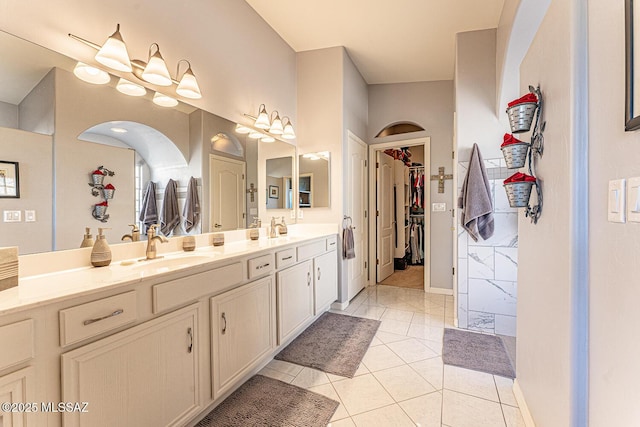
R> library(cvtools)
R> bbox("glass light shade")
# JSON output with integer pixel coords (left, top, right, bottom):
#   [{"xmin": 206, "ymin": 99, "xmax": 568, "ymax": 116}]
[
  {"xmin": 176, "ymin": 67, "xmax": 202, "ymax": 99},
  {"xmin": 235, "ymin": 124, "xmax": 251, "ymax": 134},
  {"xmin": 248, "ymin": 131, "xmax": 264, "ymax": 139},
  {"xmin": 254, "ymin": 105, "xmax": 270, "ymax": 129},
  {"xmin": 116, "ymin": 78, "xmax": 146, "ymax": 96},
  {"xmin": 261, "ymin": 136, "xmax": 275, "ymax": 143},
  {"xmin": 269, "ymin": 112, "xmax": 284, "ymax": 135},
  {"xmin": 73, "ymin": 62, "xmax": 110, "ymax": 84},
  {"xmin": 95, "ymin": 25, "xmax": 132, "ymax": 72},
  {"xmin": 282, "ymin": 118, "xmax": 296, "ymax": 139},
  {"xmin": 142, "ymin": 46, "xmax": 172, "ymax": 86},
  {"xmin": 153, "ymin": 92, "xmax": 178, "ymax": 107}
]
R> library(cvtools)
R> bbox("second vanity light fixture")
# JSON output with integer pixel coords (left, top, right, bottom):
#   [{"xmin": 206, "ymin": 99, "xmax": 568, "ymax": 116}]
[
  {"xmin": 69, "ymin": 24, "xmax": 202, "ymax": 107},
  {"xmin": 238, "ymin": 104, "xmax": 296, "ymax": 143}
]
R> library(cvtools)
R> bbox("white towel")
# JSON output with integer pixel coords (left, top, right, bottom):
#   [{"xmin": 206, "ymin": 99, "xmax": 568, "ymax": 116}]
[
  {"xmin": 139, "ymin": 181, "xmax": 158, "ymax": 234},
  {"xmin": 183, "ymin": 177, "xmax": 200, "ymax": 233},
  {"xmin": 458, "ymin": 144, "xmax": 494, "ymax": 241},
  {"xmin": 160, "ymin": 179, "xmax": 180, "ymax": 236}
]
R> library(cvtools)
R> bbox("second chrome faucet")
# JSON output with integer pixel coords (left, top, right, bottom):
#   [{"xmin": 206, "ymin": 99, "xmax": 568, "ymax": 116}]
[{"xmin": 144, "ymin": 224, "xmax": 168, "ymax": 260}]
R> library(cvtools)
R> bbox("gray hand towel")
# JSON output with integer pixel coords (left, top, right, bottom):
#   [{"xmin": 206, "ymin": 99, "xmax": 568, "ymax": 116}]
[
  {"xmin": 458, "ymin": 143, "xmax": 494, "ymax": 241},
  {"xmin": 343, "ymin": 226, "xmax": 356, "ymax": 259},
  {"xmin": 139, "ymin": 181, "xmax": 158, "ymax": 235},
  {"xmin": 183, "ymin": 176, "xmax": 200, "ymax": 233},
  {"xmin": 161, "ymin": 179, "xmax": 180, "ymax": 236}
]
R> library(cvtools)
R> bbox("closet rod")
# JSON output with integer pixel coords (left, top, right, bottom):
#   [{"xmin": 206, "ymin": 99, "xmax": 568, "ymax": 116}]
[{"xmin": 408, "ymin": 166, "xmax": 425, "ymax": 170}]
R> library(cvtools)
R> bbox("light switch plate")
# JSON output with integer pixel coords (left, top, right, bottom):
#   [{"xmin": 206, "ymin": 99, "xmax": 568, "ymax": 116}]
[
  {"xmin": 627, "ymin": 177, "xmax": 640, "ymax": 223},
  {"xmin": 608, "ymin": 179, "xmax": 626, "ymax": 223},
  {"xmin": 25, "ymin": 210, "xmax": 36, "ymax": 222},
  {"xmin": 3, "ymin": 210, "xmax": 21, "ymax": 222},
  {"xmin": 297, "ymin": 209, "xmax": 303, "ymax": 219},
  {"xmin": 432, "ymin": 202, "xmax": 446, "ymax": 212},
  {"xmin": 290, "ymin": 210, "xmax": 296, "ymax": 219}
]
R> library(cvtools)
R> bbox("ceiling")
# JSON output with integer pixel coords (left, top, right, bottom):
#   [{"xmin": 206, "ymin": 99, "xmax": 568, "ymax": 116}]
[{"xmin": 246, "ymin": 0, "xmax": 505, "ymax": 84}]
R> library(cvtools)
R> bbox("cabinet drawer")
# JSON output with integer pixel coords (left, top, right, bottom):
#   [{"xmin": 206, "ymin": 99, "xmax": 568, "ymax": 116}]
[
  {"xmin": 248, "ymin": 254, "xmax": 274, "ymax": 280},
  {"xmin": 60, "ymin": 292, "xmax": 137, "ymax": 347},
  {"xmin": 297, "ymin": 240, "xmax": 325, "ymax": 261},
  {"xmin": 153, "ymin": 262, "xmax": 244, "ymax": 313},
  {"xmin": 326, "ymin": 235, "xmax": 338, "ymax": 251},
  {"xmin": 276, "ymin": 248, "xmax": 296, "ymax": 269},
  {"xmin": 0, "ymin": 320, "xmax": 34, "ymax": 370}
]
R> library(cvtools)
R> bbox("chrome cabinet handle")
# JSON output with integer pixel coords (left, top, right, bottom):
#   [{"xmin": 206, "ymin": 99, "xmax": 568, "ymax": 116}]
[
  {"xmin": 317, "ymin": 267, "xmax": 321, "ymax": 281},
  {"xmin": 222, "ymin": 312, "xmax": 227, "ymax": 334},
  {"xmin": 83, "ymin": 309, "xmax": 124, "ymax": 326},
  {"xmin": 307, "ymin": 272, "xmax": 311, "ymax": 286},
  {"xmin": 187, "ymin": 327, "xmax": 193, "ymax": 353}
]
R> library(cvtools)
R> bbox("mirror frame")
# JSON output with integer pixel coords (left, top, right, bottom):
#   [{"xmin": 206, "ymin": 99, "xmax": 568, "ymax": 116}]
[{"xmin": 625, "ymin": 0, "xmax": 640, "ymax": 130}]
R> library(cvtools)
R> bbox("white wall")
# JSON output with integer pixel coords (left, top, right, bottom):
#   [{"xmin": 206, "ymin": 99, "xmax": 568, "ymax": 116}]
[
  {"xmin": 588, "ymin": 0, "xmax": 640, "ymax": 425},
  {"xmin": 368, "ymin": 81, "xmax": 454, "ymax": 290},
  {"xmin": 0, "ymin": 127, "xmax": 53, "ymax": 254},
  {"xmin": 0, "ymin": 101, "xmax": 17, "ymax": 128},
  {"xmin": 0, "ymin": 0, "xmax": 297, "ymax": 127},
  {"xmin": 516, "ymin": 1, "xmax": 575, "ymax": 425},
  {"xmin": 455, "ymin": 30, "xmax": 503, "ymax": 161}
]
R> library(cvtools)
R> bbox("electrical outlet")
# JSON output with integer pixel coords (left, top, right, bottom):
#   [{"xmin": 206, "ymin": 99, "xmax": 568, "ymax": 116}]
[
  {"xmin": 25, "ymin": 210, "xmax": 36, "ymax": 222},
  {"xmin": 290, "ymin": 210, "xmax": 296, "ymax": 219},
  {"xmin": 297, "ymin": 209, "xmax": 304, "ymax": 219}
]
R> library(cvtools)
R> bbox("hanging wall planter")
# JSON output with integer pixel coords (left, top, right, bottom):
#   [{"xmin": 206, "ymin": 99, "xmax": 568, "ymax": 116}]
[
  {"xmin": 501, "ymin": 134, "xmax": 530, "ymax": 169},
  {"xmin": 88, "ymin": 166, "xmax": 115, "ymax": 222}
]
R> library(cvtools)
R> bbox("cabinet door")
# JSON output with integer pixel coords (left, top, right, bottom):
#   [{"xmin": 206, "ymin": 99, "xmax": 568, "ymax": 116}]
[
  {"xmin": 0, "ymin": 367, "xmax": 34, "ymax": 427},
  {"xmin": 314, "ymin": 251, "xmax": 338, "ymax": 314},
  {"xmin": 277, "ymin": 260, "xmax": 314, "ymax": 344},
  {"xmin": 210, "ymin": 276, "xmax": 275, "ymax": 398},
  {"xmin": 61, "ymin": 305, "xmax": 200, "ymax": 427}
]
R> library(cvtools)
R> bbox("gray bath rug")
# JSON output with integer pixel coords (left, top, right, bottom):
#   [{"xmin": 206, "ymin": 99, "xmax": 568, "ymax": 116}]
[
  {"xmin": 275, "ymin": 312, "xmax": 381, "ymax": 378},
  {"xmin": 443, "ymin": 328, "xmax": 515, "ymax": 378},
  {"xmin": 195, "ymin": 375, "xmax": 338, "ymax": 427}
]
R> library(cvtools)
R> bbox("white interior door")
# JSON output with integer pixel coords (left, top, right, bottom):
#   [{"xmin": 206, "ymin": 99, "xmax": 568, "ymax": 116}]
[
  {"xmin": 347, "ymin": 133, "xmax": 368, "ymax": 300},
  {"xmin": 377, "ymin": 151, "xmax": 395, "ymax": 282},
  {"xmin": 210, "ymin": 155, "xmax": 245, "ymax": 231}
]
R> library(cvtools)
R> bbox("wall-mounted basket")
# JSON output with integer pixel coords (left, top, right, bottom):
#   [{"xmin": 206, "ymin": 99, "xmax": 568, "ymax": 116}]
[
  {"xmin": 501, "ymin": 142, "xmax": 530, "ymax": 169},
  {"xmin": 504, "ymin": 181, "xmax": 535, "ymax": 208},
  {"xmin": 88, "ymin": 166, "xmax": 115, "ymax": 223},
  {"xmin": 507, "ymin": 102, "xmax": 538, "ymax": 133}
]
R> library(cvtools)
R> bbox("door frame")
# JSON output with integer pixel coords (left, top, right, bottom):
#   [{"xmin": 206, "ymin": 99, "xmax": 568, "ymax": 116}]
[
  {"xmin": 209, "ymin": 154, "xmax": 246, "ymax": 231},
  {"xmin": 368, "ymin": 137, "xmax": 431, "ymax": 292}
]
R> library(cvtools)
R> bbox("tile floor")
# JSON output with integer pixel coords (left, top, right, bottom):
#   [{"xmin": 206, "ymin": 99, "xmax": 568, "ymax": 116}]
[{"xmin": 259, "ymin": 285, "xmax": 525, "ymax": 427}]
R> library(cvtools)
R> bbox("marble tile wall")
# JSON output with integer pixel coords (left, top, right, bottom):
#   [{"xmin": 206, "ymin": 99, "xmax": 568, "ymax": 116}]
[{"xmin": 457, "ymin": 158, "xmax": 518, "ymax": 336}]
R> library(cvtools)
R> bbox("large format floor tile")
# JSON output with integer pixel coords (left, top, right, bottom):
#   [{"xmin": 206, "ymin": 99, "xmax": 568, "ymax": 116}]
[
  {"xmin": 332, "ymin": 374, "xmax": 395, "ymax": 415},
  {"xmin": 351, "ymin": 404, "xmax": 415, "ymax": 427},
  {"xmin": 442, "ymin": 389, "xmax": 506, "ymax": 427},
  {"xmin": 372, "ymin": 364, "xmax": 436, "ymax": 401}
]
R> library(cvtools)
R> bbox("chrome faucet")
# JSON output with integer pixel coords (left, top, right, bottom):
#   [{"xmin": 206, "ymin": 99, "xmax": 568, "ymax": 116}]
[
  {"xmin": 145, "ymin": 224, "xmax": 168, "ymax": 260},
  {"xmin": 249, "ymin": 217, "xmax": 262, "ymax": 228},
  {"xmin": 269, "ymin": 216, "xmax": 287, "ymax": 238},
  {"xmin": 121, "ymin": 224, "xmax": 140, "ymax": 242}
]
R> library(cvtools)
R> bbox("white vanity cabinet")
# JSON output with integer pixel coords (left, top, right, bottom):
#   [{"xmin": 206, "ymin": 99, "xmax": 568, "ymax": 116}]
[
  {"xmin": 210, "ymin": 276, "xmax": 276, "ymax": 399},
  {"xmin": 277, "ymin": 260, "xmax": 314, "ymax": 344},
  {"xmin": 0, "ymin": 367, "xmax": 34, "ymax": 427},
  {"xmin": 313, "ymin": 250, "xmax": 338, "ymax": 314},
  {"xmin": 61, "ymin": 304, "xmax": 200, "ymax": 427}
]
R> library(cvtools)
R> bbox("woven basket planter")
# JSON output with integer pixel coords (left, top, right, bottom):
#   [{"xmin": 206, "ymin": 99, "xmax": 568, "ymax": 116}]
[
  {"xmin": 504, "ymin": 181, "xmax": 534, "ymax": 208},
  {"xmin": 501, "ymin": 142, "xmax": 530, "ymax": 169},
  {"xmin": 506, "ymin": 102, "xmax": 537, "ymax": 133}
]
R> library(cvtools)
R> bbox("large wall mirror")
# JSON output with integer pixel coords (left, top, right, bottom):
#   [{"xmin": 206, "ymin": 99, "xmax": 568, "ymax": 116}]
[
  {"xmin": 0, "ymin": 29, "xmax": 295, "ymax": 255},
  {"xmin": 626, "ymin": 0, "xmax": 640, "ymax": 130},
  {"xmin": 298, "ymin": 152, "xmax": 330, "ymax": 208}
]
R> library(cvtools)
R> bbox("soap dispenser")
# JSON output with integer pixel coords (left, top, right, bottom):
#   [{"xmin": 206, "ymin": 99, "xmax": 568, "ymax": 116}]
[
  {"xmin": 91, "ymin": 228, "xmax": 112, "ymax": 267},
  {"xmin": 80, "ymin": 227, "xmax": 94, "ymax": 248}
]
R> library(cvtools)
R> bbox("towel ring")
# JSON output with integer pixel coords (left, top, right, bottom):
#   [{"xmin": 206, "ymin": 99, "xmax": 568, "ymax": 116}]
[{"xmin": 342, "ymin": 215, "xmax": 353, "ymax": 229}]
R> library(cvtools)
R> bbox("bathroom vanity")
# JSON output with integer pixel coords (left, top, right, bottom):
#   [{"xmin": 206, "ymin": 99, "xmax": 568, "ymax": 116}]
[{"xmin": 0, "ymin": 228, "xmax": 338, "ymax": 426}]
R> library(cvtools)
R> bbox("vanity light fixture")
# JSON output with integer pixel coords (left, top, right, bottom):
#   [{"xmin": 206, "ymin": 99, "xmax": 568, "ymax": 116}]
[
  {"xmin": 248, "ymin": 130, "xmax": 265, "ymax": 139},
  {"xmin": 282, "ymin": 117, "xmax": 296, "ymax": 140},
  {"xmin": 235, "ymin": 124, "xmax": 251, "ymax": 134},
  {"xmin": 69, "ymin": 25, "xmax": 203, "ymax": 100},
  {"xmin": 141, "ymin": 43, "xmax": 172, "ymax": 86},
  {"xmin": 261, "ymin": 135, "xmax": 275, "ymax": 143},
  {"xmin": 152, "ymin": 92, "xmax": 178, "ymax": 107},
  {"xmin": 94, "ymin": 24, "xmax": 132, "ymax": 72},
  {"xmin": 73, "ymin": 62, "xmax": 110, "ymax": 84},
  {"xmin": 176, "ymin": 60, "xmax": 202, "ymax": 99},
  {"xmin": 254, "ymin": 104, "xmax": 271, "ymax": 129},
  {"xmin": 110, "ymin": 127, "xmax": 128, "ymax": 133},
  {"xmin": 269, "ymin": 111, "xmax": 284, "ymax": 135},
  {"xmin": 116, "ymin": 78, "xmax": 146, "ymax": 96}
]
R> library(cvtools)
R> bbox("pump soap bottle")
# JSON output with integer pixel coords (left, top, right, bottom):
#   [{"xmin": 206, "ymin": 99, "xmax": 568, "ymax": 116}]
[
  {"xmin": 80, "ymin": 227, "xmax": 94, "ymax": 248},
  {"xmin": 91, "ymin": 228, "xmax": 112, "ymax": 267}
]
